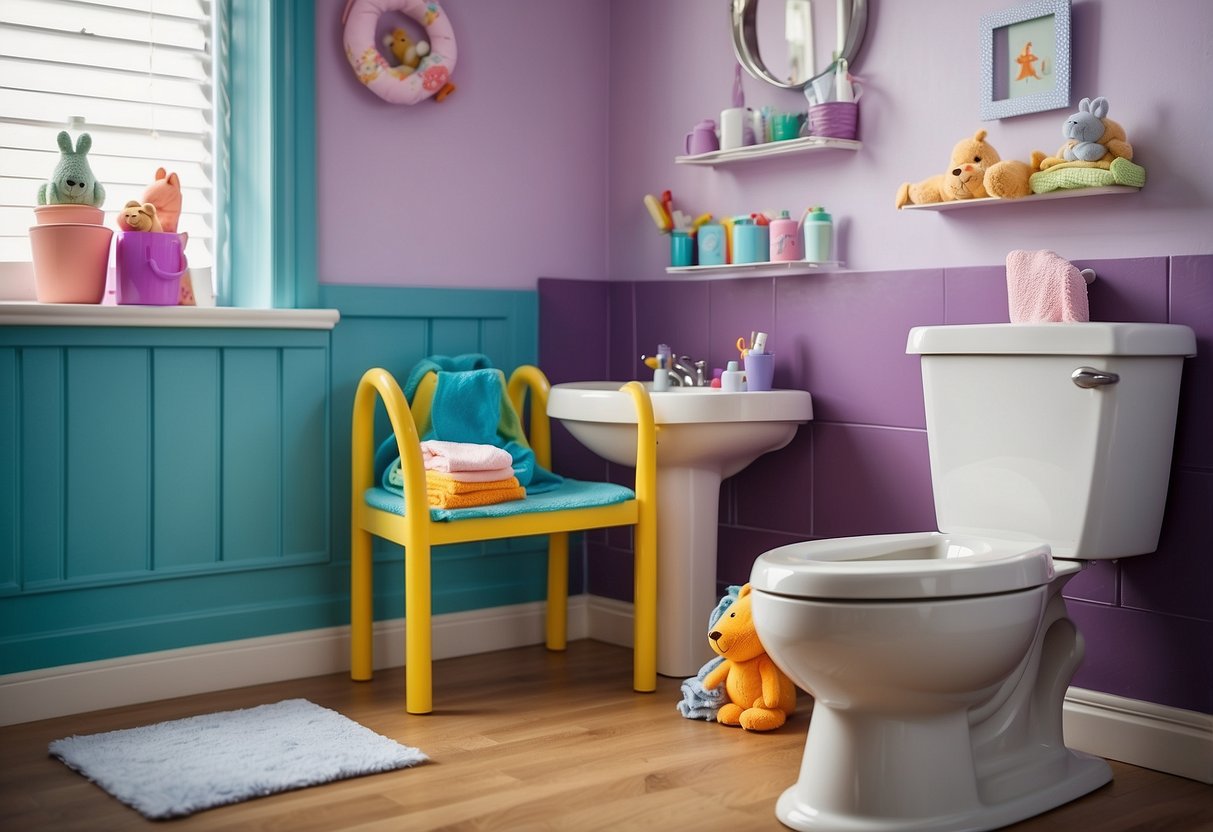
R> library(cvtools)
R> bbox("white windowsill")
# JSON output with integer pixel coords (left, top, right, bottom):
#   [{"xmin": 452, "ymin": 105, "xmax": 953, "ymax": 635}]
[{"xmin": 0, "ymin": 302, "xmax": 339, "ymax": 330}]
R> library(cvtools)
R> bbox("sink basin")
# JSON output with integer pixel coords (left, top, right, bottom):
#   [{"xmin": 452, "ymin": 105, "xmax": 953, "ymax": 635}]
[
  {"xmin": 548, "ymin": 382, "xmax": 814, "ymax": 474},
  {"xmin": 548, "ymin": 381, "xmax": 813, "ymax": 676}
]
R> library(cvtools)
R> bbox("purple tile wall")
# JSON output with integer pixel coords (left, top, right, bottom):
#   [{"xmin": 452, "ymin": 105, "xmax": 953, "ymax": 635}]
[{"xmin": 537, "ymin": 254, "xmax": 1213, "ymax": 714}]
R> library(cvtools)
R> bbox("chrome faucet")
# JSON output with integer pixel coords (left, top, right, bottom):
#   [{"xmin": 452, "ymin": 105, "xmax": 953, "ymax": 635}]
[
  {"xmin": 641, "ymin": 353, "xmax": 708, "ymax": 386},
  {"xmin": 670, "ymin": 355, "xmax": 708, "ymax": 387}
]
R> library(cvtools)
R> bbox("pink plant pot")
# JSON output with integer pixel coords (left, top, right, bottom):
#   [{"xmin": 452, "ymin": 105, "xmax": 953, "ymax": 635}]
[
  {"xmin": 33, "ymin": 204, "xmax": 104, "ymax": 226},
  {"xmin": 29, "ymin": 223, "xmax": 114, "ymax": 304}
]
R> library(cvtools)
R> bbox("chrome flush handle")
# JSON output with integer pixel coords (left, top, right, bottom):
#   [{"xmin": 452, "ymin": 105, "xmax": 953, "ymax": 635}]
[{"xmin": 1071, "ymin": 367, "xmax": 1120, "ymax": 389}]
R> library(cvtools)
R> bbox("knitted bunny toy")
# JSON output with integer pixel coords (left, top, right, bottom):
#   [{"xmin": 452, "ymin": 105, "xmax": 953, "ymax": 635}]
[
  {"xmin": 1039, "ymin": 97, "xmax": 1132, "ymax": 170},
  {"xmin": 37, "ymin": 131, "xmax": 105, "ymax": 207}
]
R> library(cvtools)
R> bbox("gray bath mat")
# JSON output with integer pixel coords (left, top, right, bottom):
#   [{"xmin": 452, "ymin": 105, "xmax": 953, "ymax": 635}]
[{"xmin": 48, "ymin": 698, "xmax": 427, "ymax": 819}]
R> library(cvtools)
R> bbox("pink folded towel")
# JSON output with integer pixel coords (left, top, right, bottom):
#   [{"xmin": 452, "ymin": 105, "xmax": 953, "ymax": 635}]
[
  {"xmin": 1005, "ymin": 249, "xmax": 1090, "ymax": 323},
  {"xmin": 419, "ymin": 439, "xmax": 513, "ymax": 473}
]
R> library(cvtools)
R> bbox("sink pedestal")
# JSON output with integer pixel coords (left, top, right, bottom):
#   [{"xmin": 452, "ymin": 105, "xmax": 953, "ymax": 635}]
[
  {"xmin": 547, "ymin": 382, "xmax": 813, "ymax": 678},
  {"xmin": 657, "ymin": 466, "xmax": 728, "ymax": 676}
]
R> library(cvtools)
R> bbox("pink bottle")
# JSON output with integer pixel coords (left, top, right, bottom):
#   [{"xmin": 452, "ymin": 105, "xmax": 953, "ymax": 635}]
[{"xmin": 769, "ymin": 210, "xmax": 803, "ymax": 261}]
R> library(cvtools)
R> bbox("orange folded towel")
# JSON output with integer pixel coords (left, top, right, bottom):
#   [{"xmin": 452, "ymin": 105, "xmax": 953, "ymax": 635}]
[
  {"xmin": 425, "ymin": 471, "xmax": 522, "ymax": 496},
  {"xmin": 427, "ymin": 486, "xmax": 526, "ymax": 509}
]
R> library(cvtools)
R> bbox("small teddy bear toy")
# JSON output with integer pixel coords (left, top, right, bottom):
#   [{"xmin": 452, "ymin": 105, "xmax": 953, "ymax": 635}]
[
  {"xmin": 701, "ymin": 583, "xmax": 797, "ymax": 731},
  {"xmin": 383, "ymin": 27, "xmax": 430, "ymax": 77},
  {"xmin": 118, "ymin": 200, "xmax": 163, "ymax": 233},
  {"xmin": 895, "ymin": 130, "xmax": 1002, "ymax": 208},
  {"xmin": 1039, "ymin": 96, "xmax": 1132, "ymax": 170},
  {"xmin": 37, "ymin": 131, "xmax": 105, "ymax": 207}
]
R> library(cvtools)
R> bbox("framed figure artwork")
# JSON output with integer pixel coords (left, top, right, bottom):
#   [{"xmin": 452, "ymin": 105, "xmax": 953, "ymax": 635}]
[{"xmin": 980, "ymin": 0, "xmax": 1071, "ymax": 120}]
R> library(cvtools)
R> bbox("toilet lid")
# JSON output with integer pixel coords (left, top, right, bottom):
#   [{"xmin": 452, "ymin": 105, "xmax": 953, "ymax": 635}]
[{"xmin": 751, "ymin": 531, "xmax": 1053, "ymax": 600}]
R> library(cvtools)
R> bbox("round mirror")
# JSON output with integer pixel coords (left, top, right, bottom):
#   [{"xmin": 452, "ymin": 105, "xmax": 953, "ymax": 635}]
[{"xmin": 731, "ymin": 0, "xmax": 868, "ymax": 91}]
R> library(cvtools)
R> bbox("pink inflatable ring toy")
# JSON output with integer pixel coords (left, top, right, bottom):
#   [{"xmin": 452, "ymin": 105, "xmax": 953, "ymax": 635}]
[{"xmin": 342, "ymin": 0, "xmax": 457, "ymax": 104}]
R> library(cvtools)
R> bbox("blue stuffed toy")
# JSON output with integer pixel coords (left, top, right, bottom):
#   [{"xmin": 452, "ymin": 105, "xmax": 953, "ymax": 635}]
[{"xmin": 37, "ymin": 131, "xmax": 105, "ymax": 207}]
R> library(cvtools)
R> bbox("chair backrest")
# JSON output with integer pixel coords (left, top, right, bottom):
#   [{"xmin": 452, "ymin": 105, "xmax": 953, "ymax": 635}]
[{"xmin": 409, "ymin": 364, "xmax": 552, "ymax": 469}]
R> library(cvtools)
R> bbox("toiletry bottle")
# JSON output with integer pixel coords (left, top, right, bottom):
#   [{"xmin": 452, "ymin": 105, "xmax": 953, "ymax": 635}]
[
  {"xmin": 803, "ymin": 206, "xmax": 833, "ymax": 263},
  {"xmin": 721, "ymin": 360, "xmax": 745, "ymax": 392},
  {"xmin": 653, "ymin": 344, "xmax": 671, "ymax": 391},
  {"xmin": 732, "ymin": 217, "xmax": 769, "ymax": 264},
  {"xmin": 769, "ymin": 210, "xmax": 803, "ymax": 262},
  {"xmin": 697, "ymin": 223, "xmax": 726, "ymax": 266}
]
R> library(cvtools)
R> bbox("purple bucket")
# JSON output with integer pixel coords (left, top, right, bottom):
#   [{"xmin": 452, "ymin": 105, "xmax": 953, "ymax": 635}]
[
  {"xmin": 809, "ymin": 102, "xmax": 859, "ymax": 140},
  {"xmin": 116, "ymin": 231, "xmax": 188, "ymax": 305}
]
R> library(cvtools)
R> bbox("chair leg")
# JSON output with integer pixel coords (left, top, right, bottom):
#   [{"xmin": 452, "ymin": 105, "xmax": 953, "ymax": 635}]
[
  {"xmin": 633, "ymin": 521, "xmax": 658, "ymax": 693},
  {"xmin": 350, "ymin": 522, "xmax": 374, "ymax": 682},
  {"xmin": 546, "ymin": 532, "xmax": 569, "ymax": 651},
  {"xmin": 404, "ymin": 537, "xmax": 433, "ymax": 714}
]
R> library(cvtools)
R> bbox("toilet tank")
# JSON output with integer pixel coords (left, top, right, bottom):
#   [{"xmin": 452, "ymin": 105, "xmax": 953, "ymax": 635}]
[{"xmin": 907, "ymin": 323, "xmax": 1196, "ymax": 559}]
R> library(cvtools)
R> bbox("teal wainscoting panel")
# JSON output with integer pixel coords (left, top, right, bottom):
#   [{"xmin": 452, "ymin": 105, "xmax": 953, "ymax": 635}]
[
  {"xmin": 222, "ymin": 348, "xmax": 282, "ymax": 562},
  {"xmin": 0, "ymin": 325, "xmax": 335, "ymax": 674},
  {"xmin": 281, "ymin": 347, "xmax": 329, "ymax": 558},
  {"xmin": 152, "ymin": 349, "xmax": 221, "ymax": 569},
  {"xmin": 65, "ymin": 348, "xmax": 151, "ymax": 581},
  {"xmin": 321, "ymin": 284, "xmax": 552, "ymax": 618},
  {"xmin": 19, "ymin": 348, "xmax": 65, "ymax": 586},
  {"xmin": 0, "ymin": 349, "xmax": 16, "ymax": 590}
]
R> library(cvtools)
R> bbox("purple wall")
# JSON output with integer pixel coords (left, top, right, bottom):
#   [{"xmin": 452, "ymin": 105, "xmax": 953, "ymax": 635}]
[
  {"xmin": 539, "ymin": 256, "xmax": 1213, "ymax": 715},
  {"xmin": 607, "ymin": 0, "xmax": 1213, "ymax": 278},
  {"xmin": 309, "ymin": 1, "xmax": 1211, "ymax": 713},
  {"xmin": 314, "ymin": 0, "xmax": 611, "ymax": 288}
]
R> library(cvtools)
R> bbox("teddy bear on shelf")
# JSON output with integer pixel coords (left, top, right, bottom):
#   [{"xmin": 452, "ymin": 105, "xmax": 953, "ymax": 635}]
[
  {"xmin": 895, "ymin": 130, "xmax": 1002, "ymax": 208},
  {"xmin": 701, "ymin": 583, "xmax": 797, "ymax": 731},
  {"xmin": 118, "ymin": 200, "xmax": 163, "ymax": 232},
  {"xmin": 37, "ymin": 131, "xmax": 105, "ymax": 207},
  {"xmin": 383, "ymin": 26, "xmax": 430, "ymax": 78},
  {"xmin": 1038, "ymin": 96, "xmax": 1132, "ymax": 170},
  {"xmin": 983, "ymin": 149, "xmax": 1049, "ymax": 199}
]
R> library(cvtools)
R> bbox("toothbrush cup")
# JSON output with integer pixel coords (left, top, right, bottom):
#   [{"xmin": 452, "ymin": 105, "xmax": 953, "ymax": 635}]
[{"xmin": 744, "ymin": 352, "xmax": 775, "ymax": 392}]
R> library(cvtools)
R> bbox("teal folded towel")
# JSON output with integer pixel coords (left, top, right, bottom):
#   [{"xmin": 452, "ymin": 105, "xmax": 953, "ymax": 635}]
[
  {"xmin": 677, "ymin": 585, "xmax": 743, "ymax": 721},
  {"xmin": 402, "ymin": 353, "xmax": 491, "ymax": 401}
]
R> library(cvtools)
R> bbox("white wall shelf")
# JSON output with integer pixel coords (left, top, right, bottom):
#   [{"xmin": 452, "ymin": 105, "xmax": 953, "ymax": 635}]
[
  {"xmin": 899, "ymin": 185, "xmax": 1139, "ymax": 212},
  {"xmin": 675, "ymin": 137, "xmax": 861, "ymax": 167},
  {"xmin": 666, "ymin": 260, "xmax": 843, "ymax": 279}
]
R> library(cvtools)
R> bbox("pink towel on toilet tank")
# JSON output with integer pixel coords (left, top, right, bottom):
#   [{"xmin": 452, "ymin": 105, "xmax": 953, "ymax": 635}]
[{"xmin": 1005, "ymin": 249, "xmax": 1090, "ymax": 323}]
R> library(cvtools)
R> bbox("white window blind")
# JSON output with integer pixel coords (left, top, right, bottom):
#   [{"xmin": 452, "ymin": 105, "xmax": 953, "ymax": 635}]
[{"xmin": 0, "ymin": 0, "xmax": 220, "ymax": 278}]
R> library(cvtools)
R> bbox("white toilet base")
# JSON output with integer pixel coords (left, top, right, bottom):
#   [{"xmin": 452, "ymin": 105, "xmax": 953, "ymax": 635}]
[{"xmin": 774, "ymin": 705, "xmax": 1112, "ymax": 832}]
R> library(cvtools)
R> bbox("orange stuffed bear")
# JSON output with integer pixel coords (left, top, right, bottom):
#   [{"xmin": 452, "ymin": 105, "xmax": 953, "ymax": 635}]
[
  {"xmin": 702, "ymin": 583, "xmax": 797, "ymax": 731},
  {"xmin": 895, "ymin": 129, "xmax": 1002, "ymax": 208}
]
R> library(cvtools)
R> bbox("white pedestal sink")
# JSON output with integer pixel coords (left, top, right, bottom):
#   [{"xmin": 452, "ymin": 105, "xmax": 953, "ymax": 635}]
[{"xmin": 547, "ymin": 381, "xmax": 813, "ymax": 677}]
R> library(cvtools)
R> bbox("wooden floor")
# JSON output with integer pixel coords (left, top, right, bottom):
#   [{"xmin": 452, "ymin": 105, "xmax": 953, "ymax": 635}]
[{"xmin": 2, "ymin": 640, "xmax": 1210, "ymax": 831}]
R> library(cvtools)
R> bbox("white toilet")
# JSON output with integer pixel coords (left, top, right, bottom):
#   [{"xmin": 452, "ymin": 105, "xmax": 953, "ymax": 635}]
[{"xmin": 750, "ymin": 322, "xmax": 1196, "ymax": 832}]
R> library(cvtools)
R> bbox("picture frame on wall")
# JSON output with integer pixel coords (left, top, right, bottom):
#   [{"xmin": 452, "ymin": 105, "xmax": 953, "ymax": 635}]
[{"xmin": 979, "ymin": 0, "xmax": 1071, "ymax": 120}]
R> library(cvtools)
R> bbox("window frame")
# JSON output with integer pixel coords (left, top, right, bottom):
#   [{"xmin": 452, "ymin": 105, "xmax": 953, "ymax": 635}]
[{"xmin": 225, "ymin": 0, "xmax": 317, "ymax": 309}]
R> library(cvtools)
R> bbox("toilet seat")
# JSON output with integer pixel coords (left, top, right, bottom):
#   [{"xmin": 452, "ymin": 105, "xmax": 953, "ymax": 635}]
[{"xmin": 752, "ymin": 531, "xmax": 1053, "ymax": 600}]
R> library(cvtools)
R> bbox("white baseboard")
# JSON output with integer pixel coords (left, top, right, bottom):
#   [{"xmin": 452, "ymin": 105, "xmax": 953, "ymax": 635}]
[
  {"xmin": 1063, "ymin": 686, "xmax": 1212, "ymax": 784},
  {"xmin": 0, "ymin": 596, "xmax": 589, "ymax": 727},
  {"xmin": 4, "ymin": 595, "xmax": 1210, "ymax": 785},
  {"xmin": 584, "ymin": 594, "xmax": 636, "ymax": 648}
]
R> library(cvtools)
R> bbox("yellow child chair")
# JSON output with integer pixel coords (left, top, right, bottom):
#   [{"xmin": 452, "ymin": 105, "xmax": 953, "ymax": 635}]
[{"xmin": 350, "ymin": 363, "xmax": 657, "ymax": 714}]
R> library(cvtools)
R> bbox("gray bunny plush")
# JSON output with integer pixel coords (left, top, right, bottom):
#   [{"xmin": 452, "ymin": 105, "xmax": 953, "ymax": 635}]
[
  {"xmin": 37, "ymin": 131, "xmax": 106, "ymax": 207},
  {"xmin": 1039, "ymin": 97, "xmax": 1133, "ymax": 170}
]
